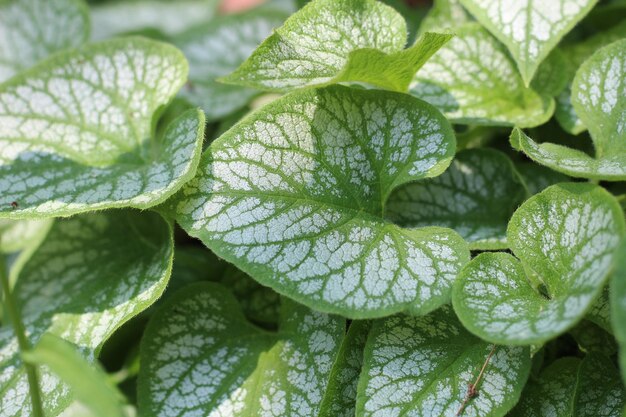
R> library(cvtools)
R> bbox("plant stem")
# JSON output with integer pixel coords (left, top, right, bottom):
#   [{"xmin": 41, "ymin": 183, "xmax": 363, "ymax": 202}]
[
  {"xmin": 0, "ymin": 256, "xmax": 44, "ymax": 417},
  {"xmin": 456, "ymin": 344, "xmax": 498, "ymax": 416}
]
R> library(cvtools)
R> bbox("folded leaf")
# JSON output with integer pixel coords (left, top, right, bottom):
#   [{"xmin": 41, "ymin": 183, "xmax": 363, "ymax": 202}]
[
  {"xmin": 512, "ymin": 40, "xmax": 626, "ymax": 180},
  {"xmin": 453, "ymin": 183, "xmax": 625, "ymax": 345},
  {"xmin": 0, "ymin": 38, "xmax": 205, "ymax": 218},
  {"xmin": 386, "ymin": 149, "xmax": 527, "ymax": 250},
  {"xmin": 172, "ymin": 85, "xmax": 469, "ymax": 318},
  {"xmin": 0, "ymin": 210, "xmax": 173, "ymax": 417},
  {"xmin": 410, "ymin": 24, "xmax": 554, "ymax": 127},
  {"xmin": 138, "ymin": 283, "xmax": 345, "ymax": 417},
  {"xmin": 459, "ymin": 0, "xmax": 598, "ymax": 85},
  {"xmin": 357, "ymin": 306, "xmax": 531, "ymax": 417},
  {"xmin": 222, "ymin": 0, "xmax": 452, "ymax": 92},
  {"xmin": 0, "ymin": 0, "xmax": 89, "ymax": 82}
]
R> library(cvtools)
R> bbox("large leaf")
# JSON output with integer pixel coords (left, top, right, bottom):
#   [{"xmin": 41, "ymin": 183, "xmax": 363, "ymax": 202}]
[
  {"xmin": 0, "ymin": 210, "xmax": 173, "ymax": 417},
  {"xmin": 410, "ymin": 24, "xmax": 554, "ymax": 127},
  {"xmin": 356, "ymin": 306, "xmax": 531, "ymax": 417},
  {"xmin": 612, "ymin": 239, "xmax": 626, "ymax": 385},
  {"xmin": 0, "ymin": 37, "xmax": 205, "ymax": 218},
  {"xmin": 0, "ymin": 0, "xmax": 89, "ymax": 82},
  {"xmin": 512, "ymin": 40, "xmax": 626, "ymax": 180},
  {"xmin": 510, "ymin": 354, "xmax": 625, "ymax": 416},
  {"xmin": 453, "ymin": 183, "xmax": 625, "ymax": 345},
  {"xmin": 386, "ymin": 149, "xmax": 527, "ymax": 250},
  {"xmin": 138, "ymin": 282, "xmax": 345, "ymax": 417},
  {"xmin": 459, "ymin": 0, "xmax": 598, "ymax": 85},
  {"xmin": 222, "ymin": 0, "xmax": 452, "ymax": 92},
  {"xmin": 175, "ymin": 9, "xmax": 287, "ymax": 121},
  {"xmin": 172, "ymin": 85, "xmax": 470, "ymax": 319}
]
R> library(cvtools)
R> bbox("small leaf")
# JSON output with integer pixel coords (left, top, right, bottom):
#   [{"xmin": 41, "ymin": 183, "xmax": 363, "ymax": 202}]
[
  {"xmin": 611, "ymin": 238, "xmax": 626, "ymax": 385},
  {"xmin": 138, "ymin": 282, "xmax": 345, "ymax": 417},
  {"xmin": 0, "ymin": 38, "xmax": 205, "ymax": 218},
  {"xmin": 512, "ymin": 40, "xmax": 626, "ymax": 180},
  {"xmin": 222, "ymin": 0, "xmax": 452, "ymax": 92},
  {"xmin": 356, "ymin": 306, "xmax": 531, "ymax": 417},
  {"xmin": 319, "ymin": 321, "xmax": 371, "ymax": 417},
  {"xmin": 22, "ymin": 334, "xmax": 127, "ymax": 417},
  {"xmin": 410, "ymin": 24, "xmax": 554, "ymax": 127},
  {"xmin": 0, "ymin": 210, "xmax": 173, "ymax": 417},
  {"xmin": 459, "ymin": 0, "xmax": 598, "ymax": 85},
  {"xmin": 0, "ymin": 0, "xmax": 89, "ymax": 82},
  {"xmin": 175, "ymin": 9, "xmax": 288, "ymax": 121},
  {"xmin": 453, "ymin": 183, "xmax": 625, "ymax": 345},
  {"xmin": 172, "ymin": 85, "xmax": 470, "ymax": 318},
  {"xmin": 386, "ymin": 149, "xmax": 527, "ymax": 250}
]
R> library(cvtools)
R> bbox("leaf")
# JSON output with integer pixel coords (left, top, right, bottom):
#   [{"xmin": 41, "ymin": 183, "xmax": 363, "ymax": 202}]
[
  {"xmin": 0, "ymin": 210, "xmax": 173, "ymax": 417},
  {"xmin": 356, "ymin": 306, "xmax": 531, "ymax": 417},
  {"xmin": 453, "ymin": 183, "xmax": 625, "ymax": 345},
  {"xmin": 418, "ymin": 0, "xmax": 473, "ymax": 35},
  {"xmin": 90, "ymin": 0, "xmax": 219, "ymax": 40},
  {"xmin": 138, "ymin": 282, "xmax": 345, "ymax": 417},
  {"xmin": 611, "ymin": 238, "xmax": 626, "ymax": 385},
  {"xmin": 0, "ymin": 0, "xmax": 89, "ymax": 82},
  {"xmin": 510, "ymin": 354, "xmax": 625, "ymax": 416},
  {"xmin": 22, "ymin": 334, "xmax": 128, "ymax": 417},
  {"xmin": 459, "ymin": 0, "xmax": 598, "ymax": 85},
  {"xmin": 221, "ymin": 0, "xmax": 453, "ymax": 92},
  {"xmin": 514, "ymin": 162, "xmax": 570, "ymax": 196},
  {"xmin": 511, "ymin": 40, "xmax": 626, "ymax": 180},
  {"xmin": 410, "ymin": 24, "xmax": 555, "ymax": 128},
  {"xmin": 0, "ymin": 37, "xmax": 205, "ymax": 218},
  {"xmin": 175, "ymin": 9, "xmax": 288, "ymax": 121},
  {"xmin": 171, "ymin": 85, "xmax": 470, "ymax": 319},
  {"xmin": 0, "ymin": 219, "xmax": 51, "ymax": 254},
  {"xmin": 586, "ymin": 285, "xmax": 612, "ymax": 333},
  {"xmin": 569, "ymin": 320, "xmax": 618, "ymax": 356},
  {"xmin": 386, "ymin": 149, "xmax": 527, "ymax": 250},
  {"xmin": 319, "ymin": 321, "xmax": 371, "ymax": 417}
]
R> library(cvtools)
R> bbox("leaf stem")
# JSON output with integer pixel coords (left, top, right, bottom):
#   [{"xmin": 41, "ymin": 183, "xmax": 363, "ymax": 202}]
[
  {"xmin": 456, "ymin": 344, "xmax": 498, "ymax": 416},
  {"xmin": 0, "ymin": 256, "xmax": 44, "ymax": 417}
]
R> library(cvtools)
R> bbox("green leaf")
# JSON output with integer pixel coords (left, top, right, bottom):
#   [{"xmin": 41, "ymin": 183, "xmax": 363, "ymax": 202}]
[
  {"xmin": 22, "ymin": 334, "xmax": 127, "ymax": 417},
  {"xmin": 569, "ymin": 320, "xmax": 618, "ymax": 356},
  {"xmin": 611, "ymin": 238, "xmax": 626, "ymax": 385},
  {"xmin": 175, "ymin": 9, "xmax": 288, "ymax": 121},
  {"xmin": 0, "ymin": 210, "xmax": 173, "ymax": 417},
  {"xmin": 138, "ymin": 282, "xmax": 345, "ymax": 416},
  {"xmin": 418, "ymin": 0, "xmax": 472, "ymax": 35},
  {"xmin": 0, "ymin": 0, "xmax": 90, "ymax": 82},
  {"xmin": 386, "ymin": 149, "xmax": 527, "ymax": 250},
  {"xmin": 511, "ymin": 354, "xmax": 625, "ymax": 416},
  {"xmin": 453, "ymin": 183, "xmax": 625, "ymax": 345},
  {"xmin": 514, "ymin": 162, "xmax": 570, "ymax": 196},
  {"xmin": 512, "ymin": 40, "xmax": 626, "ymax": 180},
  {"xmin": 410, "ymin": 24, "xmax": 555, "ymax": 127},
  {"xmin": 0, "ymin": 37, "xmax": 205, "ymax": 218},
  {"xmin": 0, "ymin": 219, "xmax": 51, "ymax": 254},
  {"xmin": 222, "ymin": 0, "xmax": 452, "ymax": 92},
  {"xmin": 587, "ymin": 285, "xmax": 612, "ymax": 333},
  {"xmin": 356, "ymin": 306, "xmax": 531, "ymax": 417},
  {"xmin": 319, "ymin": 321, "xmax": 371, "ymax": 417},
  {"xmin": 171, "ymin": 85, "xmax": 470, "ymax": 319},
  {"xmin": 90, "ymin": 0, "xmax": 219, "ymax": 40},
  {"xmin": 459, "ymin": 0, "xmax": 598, "ymax": 85}
]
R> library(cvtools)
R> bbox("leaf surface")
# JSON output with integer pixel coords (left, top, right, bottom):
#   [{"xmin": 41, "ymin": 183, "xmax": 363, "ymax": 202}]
[
  {"xmin": 0, "ymin": 210, "xmax": 173, "ymax": 417},
  {"xmin": 138, "ymin": 282, "xmax": 345, "ymax": 417},
  {"xmin": 453, "ymin": 183, "xmax": 625, "ymax": 345},
  {"xmin": 172, "ymin": 85, "xmax": 469, "ymax": 318},
  {"xmin": 356, "ymin": 307, "xmax": 531, "ymax": 417},
  {"xmin": 0, "ymin": 38, "xmax": 205, "ymax": 218},
  {"xmin": 459, "ymin": 0, "xmax": 597, "ymax": 85},
  {"xmin": 410, "ymin": 24, "xmax": 554, "ymax": 127},
  {"xmin": 612, "ymin": 239, "xmax": 626, "ymax": 385}
]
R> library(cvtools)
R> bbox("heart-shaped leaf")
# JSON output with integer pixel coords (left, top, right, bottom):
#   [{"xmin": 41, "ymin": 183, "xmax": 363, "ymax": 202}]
[
  {"xmin": 0, "ymin": 210, "xmax": 173, "ymax": 417},
  {"xmin": 0, "ymin": 37, "xmax": 205, "ymax": 218},
  {"xmin": 410, "ymin": 24, "xmax": 554, "ymax": 127},
  {"xmin": 171, "ymin": 85, "xmax": 470, "ymax": 319},
  {"xmin": 222, "ymin": 0, "xmax": 452, "ymax": 92},
  {"xmin": 138, "ymin": 282, "xmax": 345, "ymax": 417},
  {"xmin": 356, "ymin": 306, "xmax": 531, "ymax": 417},
  {"xmin": 453, "ymin": 183, "xmax": 625, "ymax": 345},
  {"xmin": 612, "ymin": 239, "xmax": 626, "ymax": 385},
  {"xmin": 386, "ymin": 149, "xmax": 527, "ymax": 250},
  {"xmin": 459, "ymin": 0, "xmax": 598, "ymax": 85},
  {"xmin": 512, "ymin": 40, "xmax": 626, "ymax": 180},
  {"xmin": 175, "ymin": 9, "xmax": 288, "ymax": 121},
  {"xmin": 510, "ymin": 354, "xmax": 625, "ymax": 416},
  {"xmin": 0, "ymin": 0, "xmax": 89, "ymax": 82}
]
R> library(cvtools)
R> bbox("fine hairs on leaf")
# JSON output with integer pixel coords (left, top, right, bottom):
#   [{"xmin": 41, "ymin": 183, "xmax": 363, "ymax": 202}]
[{"xmin": 2, "ymin": 0, "xmax": 626, "ymax": 416}]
